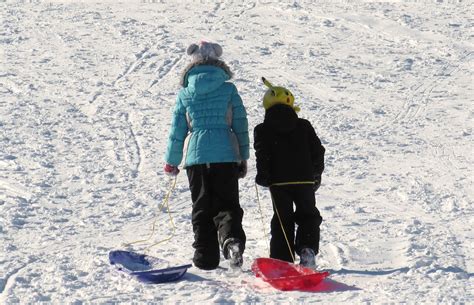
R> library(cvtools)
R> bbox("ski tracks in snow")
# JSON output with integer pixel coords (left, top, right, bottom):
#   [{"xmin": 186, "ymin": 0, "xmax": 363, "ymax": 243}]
[
  {"xmin": 389, "ymin": 51, "xmax": 473, "ymax": 126},
  {"xmin": 0, "ymin": 257, "xmax": 37, "ymax": 301}
]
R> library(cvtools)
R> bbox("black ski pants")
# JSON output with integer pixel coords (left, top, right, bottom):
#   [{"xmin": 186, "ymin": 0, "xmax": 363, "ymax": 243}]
[
  {"xmin": 269, "ymin": 184, "xmax": 322, "ymax": 263},
  {"xmin": 186, "ymin": 162, "xmax": 246, "ymax": 269}
]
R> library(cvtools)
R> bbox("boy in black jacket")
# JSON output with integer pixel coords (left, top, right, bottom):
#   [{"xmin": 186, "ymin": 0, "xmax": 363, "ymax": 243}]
[{"xmin": 254, "ymin": 77, "xmax": 325, "ymax": 268}]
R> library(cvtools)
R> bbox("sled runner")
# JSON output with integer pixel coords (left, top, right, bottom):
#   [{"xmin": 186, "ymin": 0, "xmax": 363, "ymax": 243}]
[
  {"xmin": 251, "ymin": 257, "xmax": 329, "ymax": 291},
  {"xmin": 109, "ymin": 250, "xmax": 191, "ymax": 284}
]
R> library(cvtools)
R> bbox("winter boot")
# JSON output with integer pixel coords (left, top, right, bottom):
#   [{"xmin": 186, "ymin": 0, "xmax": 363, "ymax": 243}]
[
  {"xmin": 223, "ymin": 238, "xmax": 243, "ymax": 268},
  {"xmin": 299, "ymin": 248, "xmax": 316, "ymax": 269}
]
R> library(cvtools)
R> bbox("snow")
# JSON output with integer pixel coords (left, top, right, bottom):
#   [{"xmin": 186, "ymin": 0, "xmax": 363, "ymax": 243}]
[{"xmin": 1, "ymin": 0, "xmax": 472, "ymax": 303}]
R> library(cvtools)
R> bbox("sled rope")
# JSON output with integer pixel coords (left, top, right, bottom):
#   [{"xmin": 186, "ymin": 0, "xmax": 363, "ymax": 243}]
[
  {"xmin": 270, "ymin": 191, "xmax": 296, "ymax": 263},
  {"xmin": 270, "ymin": 181, "xmax": 314, "ymax": 186},
  {"xmin": 144, "ymin": 175, "xmax": 178, "ymax": 252},
  {"xmin": 254, "ymin": 183, "xmax": 270, "ymax": 256},
  {"xmin": 123, "ymin": 175, "xmax": 177, "ymax": 251},
  {"xmin": 257, "ymin": 181, "xmax": 315, "ymax": 263}
]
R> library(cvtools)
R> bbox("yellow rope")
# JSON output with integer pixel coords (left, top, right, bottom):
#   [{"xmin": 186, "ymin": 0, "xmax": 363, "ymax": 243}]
[
  {"xmin": 144, "ymin": 176, "xmax": 178, "ymax": 252},
  {"xmin": 270, "ymin": 190, "xmax": 296, "ymax": 263},
  {"xmin": 257, "ymin": 181, "xmax": 313, "ymax": 263},
  {"xmin": 254, "ymin": 183, "xmax": 270, "ymax": 256},
  {"xmin": 270, "ymin": 181, "xmax": 314, "ymax": 186},
  {"xmin": 122, "ymin": 176, "xmax": 177, "ymax": 251}
]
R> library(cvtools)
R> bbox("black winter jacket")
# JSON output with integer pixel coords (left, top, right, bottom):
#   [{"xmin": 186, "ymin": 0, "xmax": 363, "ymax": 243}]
[{"xmin": 253, "ymin": 104, "xmax": 325, "ymax": 187}]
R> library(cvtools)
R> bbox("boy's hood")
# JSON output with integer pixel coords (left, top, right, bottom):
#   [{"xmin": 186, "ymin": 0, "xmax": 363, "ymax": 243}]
[
  {"xmin": 264, "ymin": 104, "xmax": 298, "ymax": 134},
  {"xmin": 181, "ymin": 59, "xmax": 233, "ymax": 95}
]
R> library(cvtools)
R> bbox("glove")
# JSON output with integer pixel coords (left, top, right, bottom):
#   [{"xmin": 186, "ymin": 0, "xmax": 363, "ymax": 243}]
[
  {"xmin": 313, "ymin": 175, "xmax": 321, "ymax": 192},
  {"xmin": 164, "ymin": 164, "xmax": 180, "ymax": 176},
  {"xmin": 237, "ymin": 160, "xmax": 247, "ymax": 179}
]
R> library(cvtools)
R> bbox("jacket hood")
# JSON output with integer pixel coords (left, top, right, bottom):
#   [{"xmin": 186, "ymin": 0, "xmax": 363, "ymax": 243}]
[
  {"xmin": 264, "ymin": 104, "xmax": 298, "ymax": 134},
  {"xmin": 180, "ymin": 59, "xmax": 233, "ymax": 95}
]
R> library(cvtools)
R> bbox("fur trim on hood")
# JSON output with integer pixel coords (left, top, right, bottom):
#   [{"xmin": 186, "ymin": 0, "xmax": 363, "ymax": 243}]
[{"xmin": 180, "ymin": 58, "xmax": 233, "ymax": 87}]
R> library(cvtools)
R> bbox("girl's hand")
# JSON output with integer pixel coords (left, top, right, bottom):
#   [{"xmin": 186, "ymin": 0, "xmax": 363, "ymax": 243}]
[{"xmin": 164, "ymin": 164, "xmax": 180, "ymax": 176}]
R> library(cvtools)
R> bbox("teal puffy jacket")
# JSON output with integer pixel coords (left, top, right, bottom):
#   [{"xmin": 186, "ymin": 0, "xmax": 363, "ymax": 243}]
[{"xmin": 165, "ymin": 63, "xmax": 249, "ymax": 167}]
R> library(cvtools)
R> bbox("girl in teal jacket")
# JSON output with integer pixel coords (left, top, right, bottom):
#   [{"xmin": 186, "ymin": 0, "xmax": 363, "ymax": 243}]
[{"xmin": 164, "ymin": 41, "xmax": 249, "ymax": 270}]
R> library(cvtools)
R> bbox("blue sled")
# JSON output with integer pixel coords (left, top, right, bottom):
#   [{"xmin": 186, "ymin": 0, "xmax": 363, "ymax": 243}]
[{"xmin": 109, "ymin": 250, "xmax": 192, "ymax": 284}]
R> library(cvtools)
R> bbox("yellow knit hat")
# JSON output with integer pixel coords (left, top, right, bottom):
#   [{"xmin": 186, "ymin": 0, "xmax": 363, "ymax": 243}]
[{"xmin": 262, "ymin": 77, "xmax": 300, "ymax": 112}]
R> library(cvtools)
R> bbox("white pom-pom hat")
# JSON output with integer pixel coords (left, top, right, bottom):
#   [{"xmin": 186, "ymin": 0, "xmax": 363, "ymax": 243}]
[{"xmin": 187, "ymin": 41, "xmax": 223, "ymax": 61}]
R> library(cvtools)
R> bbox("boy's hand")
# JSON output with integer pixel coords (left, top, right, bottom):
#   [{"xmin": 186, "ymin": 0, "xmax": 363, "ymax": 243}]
[
  {"xmin": 164, "ymin": 164, "xmax": 180, "ymax": 176},
  {"xmin": 238, "ymin": 160, "xmax": 247, "ymax": 179},
  {"xmin": 313, "ymin": 175, "xmax": 321, "ymax": 192}
]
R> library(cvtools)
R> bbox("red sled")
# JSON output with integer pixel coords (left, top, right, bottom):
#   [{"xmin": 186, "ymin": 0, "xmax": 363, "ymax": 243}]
[{"xmin": 251, "ymin": 258, "xmax": 329, "ymax": 291}]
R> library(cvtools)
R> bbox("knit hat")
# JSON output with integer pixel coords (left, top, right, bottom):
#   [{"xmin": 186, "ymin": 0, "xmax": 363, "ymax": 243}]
[
  {"xmin": 187, "ymin": 41, "xmax": 223, "ymax": 61},
  {"xmin": 262, "ymin": 77, "xmax": 300, "ymax": 112}
]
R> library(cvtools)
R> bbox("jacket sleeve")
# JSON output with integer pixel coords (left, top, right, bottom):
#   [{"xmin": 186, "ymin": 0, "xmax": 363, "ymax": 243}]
[
  {"xmin": 306, "ymin": 120, "xmax": 325, "ymax": 178},
  {"xmin": 165, "ymin": 94, "xmax": 189, "ymax": 166},
  {"xmin": 253, "ymin": 124, "xmax": 271, "ymax": 187},
  {"xmin": 230, "ymin": 85, "xmax": 250, "ymax": 160}
]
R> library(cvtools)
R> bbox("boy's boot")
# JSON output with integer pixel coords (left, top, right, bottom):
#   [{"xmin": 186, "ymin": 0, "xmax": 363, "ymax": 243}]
[
  {"xmin": 223, "ymin": 238, "xmax": 243, "ymax": 268},
  {"xmin": 299, "ymin": 248, "xmax": 316, "ymax": 269}
]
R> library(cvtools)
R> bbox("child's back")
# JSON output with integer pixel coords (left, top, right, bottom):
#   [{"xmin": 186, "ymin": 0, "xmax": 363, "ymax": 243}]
[
  {"xmin": 254, "ymin": 78, "xmax": 325, "ymax": 268},
  {"xmin": 254, "ymin": 103, "xmax": 324, "ymax": 186},
  {"xmin": 166, "ymin": 58, "xmax": 248, "ymax": 167},
  {"xmin": 164, "ymin": 42, "xmax": 249, "ymax": 270}
]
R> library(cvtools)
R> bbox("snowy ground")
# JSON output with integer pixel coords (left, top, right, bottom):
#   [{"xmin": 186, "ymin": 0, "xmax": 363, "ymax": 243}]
[{"xmin": 1, "ymin": 0, "xmax": 473, "ymax": 303}]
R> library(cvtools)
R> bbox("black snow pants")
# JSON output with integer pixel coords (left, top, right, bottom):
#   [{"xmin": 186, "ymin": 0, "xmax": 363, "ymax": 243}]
[
  {"xmin": 186, "ymin": 162, "xmax": 246, "ymax": 270},
  {"xmin": 269, "ymin": 184, "xmax": 322, "ymax": 263}
]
